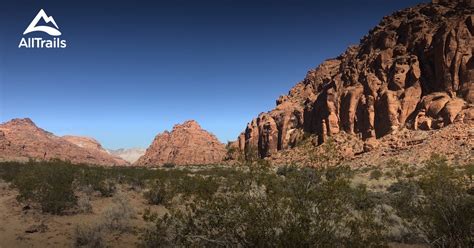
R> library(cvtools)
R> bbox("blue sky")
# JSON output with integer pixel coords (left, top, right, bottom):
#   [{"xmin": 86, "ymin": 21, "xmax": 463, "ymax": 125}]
[{"xmin": 0, "ymin": 0, "xmax": 425, "ymax": 149}]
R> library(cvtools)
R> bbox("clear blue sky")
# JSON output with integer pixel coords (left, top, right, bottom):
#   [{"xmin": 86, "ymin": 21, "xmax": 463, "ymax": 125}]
[{"xmin": 0, "ymin": 0, "xmax": 425, "ymax": 149}]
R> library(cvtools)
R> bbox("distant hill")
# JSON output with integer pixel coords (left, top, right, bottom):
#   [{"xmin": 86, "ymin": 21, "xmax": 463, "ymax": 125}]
[
  {"xmin": 0, "ymin": 118, "xmax": 129, "ymax": 166},
  {"xmin": 135, "ymin": 120, "xmax": 226, "ymax": 166},
  {"xmin": 108, "ymin": 148, "xmax": 146, "ymax": 164}
]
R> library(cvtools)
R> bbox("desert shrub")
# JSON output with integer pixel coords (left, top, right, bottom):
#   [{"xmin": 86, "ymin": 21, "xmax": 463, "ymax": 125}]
[
  {"xmin": 76, "ymin": 167, "xmax": 117, "ymax": 197},
  {"xmin": 77, "ymin": 195, "xmax": 93, "ymax": 214},
  {"xmin": 358, "ymin": 166, "xmax": 372, "ymax": 173},
  {"xmin": 325, "ymin": 164, "xmax": 353, "ymax": 181},
  {"xmin": 0, "ymin": 161, "xmax": 23, "ymax": 182},
  {"xmin": 74, "ymin": 193, "xmax": 135, "ymax": 247},
  {"xmin": 385, "ymin": 159, "xmax": 403, "ymax": 168},
  {"xmin": 144, "ymin": 181, "xmax": 168, "ymax": 205},
  {"xmin": 101, "ymin": 193, "xmax": 135, "ymax": 232},
  {"xmin": 13, "ymin": 162, "xmax": 77, "ymax": 214},
  {"xmin": 369, "ymin": 169, "xmax": 383, "ymax": 180},
  {"xmin": 392, "ymin": 155, "xmax": 474, "ymax": 247},
  {"xmin": 96, "ymin": 179, "xmax": 117, "ymax": 197},
  {"xmin": 225, "ymin": 144, "xmax": 245, "ymax": 161},
  {"xmin": 308, "ymin": 138, "xmax": 343, "ymax": 167},
  {"xmin": 276, "ymin": 165, "xmax": 298, "ymax": 176},
  {"xmin": 194, "ymin": 166, "xmax": 244, "ymax": 179},
  {"xmin": 141, "ymin": 165, "xmax": 388, "ymax": 247},
  {"xmin": 244, "ymin": 144, "xmax": 260, "ymax": 162},
  {"xmin": 175, "ymin": 175, "xmax": 220, "ymax": 200},
  {"xmin": 465, "ymin": 163, "xmax": 474, "ymax": 183},
  {"xmin": 143, "ymin": 172, "xmax": 220, "ymax": 206},
  {"xmin": 162, "ymin": 163, "xmax": 175, "ymax": 168},
  {"xmin": 74, "ymin": 224, "xmax": 105, "ymax": 248}
]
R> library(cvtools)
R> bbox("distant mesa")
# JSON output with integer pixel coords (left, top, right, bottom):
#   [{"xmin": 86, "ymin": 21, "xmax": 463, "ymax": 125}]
[
  {"xmin": 0, "ymin": 118, "xmax": 129, "ymax": 166},
  {"xmin": 134, "ymin": 120, "xmax": 226, "ymax": 166}
]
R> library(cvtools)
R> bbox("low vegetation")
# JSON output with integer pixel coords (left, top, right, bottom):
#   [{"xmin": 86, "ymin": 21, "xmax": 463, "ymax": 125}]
[{"xmin": 0, "ymin": 155, "xmax": 472, "ymax": 247}]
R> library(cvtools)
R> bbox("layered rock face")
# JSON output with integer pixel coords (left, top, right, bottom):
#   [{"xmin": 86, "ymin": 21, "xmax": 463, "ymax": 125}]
[
  {"xmin": 135, "ymin": 120, "xmax": 226, "ymax": 166},
  {"xmin": 0, "ymin": 118, "xmax": 129, "ymax": 166},
  {"xmin": 108, "ymin": 148, "xmax": 146, "ymax": 164},
  {"xmin": 235, "ymin": 0, "xmax": 474, "ymax": 159}
]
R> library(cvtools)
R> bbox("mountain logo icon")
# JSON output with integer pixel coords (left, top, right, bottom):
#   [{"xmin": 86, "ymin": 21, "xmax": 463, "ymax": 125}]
[{"xmin": 23, "ymin": 9, "xmax": 61, "ymax": 36}]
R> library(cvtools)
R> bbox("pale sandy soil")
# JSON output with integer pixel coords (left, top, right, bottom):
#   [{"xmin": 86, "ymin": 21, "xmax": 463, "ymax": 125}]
[{"xmin": 0, "ymin": 181, "xmax": 165, "ymax": 248}]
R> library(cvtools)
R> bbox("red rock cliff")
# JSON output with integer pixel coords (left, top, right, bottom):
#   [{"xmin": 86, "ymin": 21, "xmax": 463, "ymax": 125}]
[{"xmin": 235, "ymin": 0, "xmax": 474, "ymax": 159}]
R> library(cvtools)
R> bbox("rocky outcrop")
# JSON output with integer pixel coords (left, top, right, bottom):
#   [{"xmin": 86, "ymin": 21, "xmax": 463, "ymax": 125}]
[
  {"xmin": 0, "ymin": 118, "xmax": 129, "ymax": 166},
  {"xmin": 135, "ymin": 120, "xmax": 226, "ymax": 166},
  {"xmin": 108, "ymin": 148, "xmax": 146, "ymax": 164},
  {"xmin": 234, "ymin": 0, "xmax": 474, "ymax": 159}
]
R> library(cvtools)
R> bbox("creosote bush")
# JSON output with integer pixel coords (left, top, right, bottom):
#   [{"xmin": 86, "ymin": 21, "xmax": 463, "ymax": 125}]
[
  {"xmin": 144, "ymin": 180, "xmax": 168, "ymax": 205},
  {"xmin": 369, "ymin": 169, "xmax": 383, "ymax": 180},
  {"xmin": 101, "ymin": 193, "xmax": 136, "ymax": 232},
  {"xmin": 390, "ymin": 154, "xmax": 474, "ymax": 247},
  {"xmin": 74, "ymin": 224, "xmax": 105, "ymax": 248},
  {"xmin": 74, "ymin": 193, "xmax": 136, "ymax": 247},
  {"xmin": 12, "ymin": 161, "xmax": 77, "ymax": 214},
  {"xmin": 0, "ymin": 155, "xmax": 472, "ymax": 247},
  {"xmin": 141, "ymin": 165, "xmax": 388, "ymax": 247}
]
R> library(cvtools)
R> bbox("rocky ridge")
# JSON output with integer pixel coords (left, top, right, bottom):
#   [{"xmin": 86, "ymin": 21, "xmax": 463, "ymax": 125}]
[
  {"xmin": 135, "ymin": 120, "xmax": 226, "ymax": 166},
  {"xmin": 232, "ymin": 0, "xmax": 474, "ymax": 161},
  {"xmin": 0, "ymin": 118, "xmax": 129, "ymax": 166}
]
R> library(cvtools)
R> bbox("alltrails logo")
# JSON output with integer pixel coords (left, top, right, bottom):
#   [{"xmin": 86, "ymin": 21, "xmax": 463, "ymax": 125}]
[{"xmin": 18, "ymin": 9, "xmax": 67, "ymax": 48}]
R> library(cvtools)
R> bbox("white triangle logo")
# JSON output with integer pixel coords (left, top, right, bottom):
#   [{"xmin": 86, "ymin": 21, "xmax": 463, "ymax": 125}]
[{"xmin": 23, "ymin": 9, "xmax": 61, "ymax": 36}]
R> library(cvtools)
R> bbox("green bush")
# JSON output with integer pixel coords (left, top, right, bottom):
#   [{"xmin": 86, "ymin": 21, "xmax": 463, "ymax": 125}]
[
  {"xmin": 74, "ymin": 224, "xmax": 105, "ymax": 248},
  {"xmin": 141, "ymin": 165, "xmax": 388, "ymax": 247},
  {"xmin": 369, "ymin": 169, "xmax": 383, "ymax": 180},
  {"xmin": 162, "ymin": 163, "xmax": 175, "ymax": 168},
  {"xmin": 0, "ymin": 161, "xmax": 22, "ymax": 182},
  {"xmin": 1, "ymin": 156, "xmax": 472, "ymax": 247},
  {"xmin": 143, "ymin": 181, "xmax": 168, "ymax": 205},
  {"xmin": 76, "ymin": 167, "xmax": 116, "ymax": 197},
  {"xmin": 465, "ymin": 163, "xmax": 474, "ymax": 183},
  {"xmin": 13, "ymin": 162, "xmax": 77, "ymax": 214},
  {"xmin": 391, "ymin": 155, "xmax": 474, "ymax": 247},
  {"xmin": 101, "ymin": 193, "xmax": 135, "ymax": 232},
  {"xmin": 276, "ymin": 165, "xmax": 298, "ymax": 176},
  {"xmin": 96, "ymin": 179, "xmax": 116, "ymax": 197}
]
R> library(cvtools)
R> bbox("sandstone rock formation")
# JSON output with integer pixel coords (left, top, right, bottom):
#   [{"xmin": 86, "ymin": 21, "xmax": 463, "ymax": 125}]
[
  {"xmin": 0, "ymin": 118, "xmax": 129, "ymax": 166},
  {"xmin": 135, "ymin": 120, "xmax": 226, "ymax": 166},
  {"xmin": 234, "ymin": 0, "xmax": 474, "ymax": 159},
  {"xmin": 108, "ymin": 148, "xmax": 146, "ymax": 164}
]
